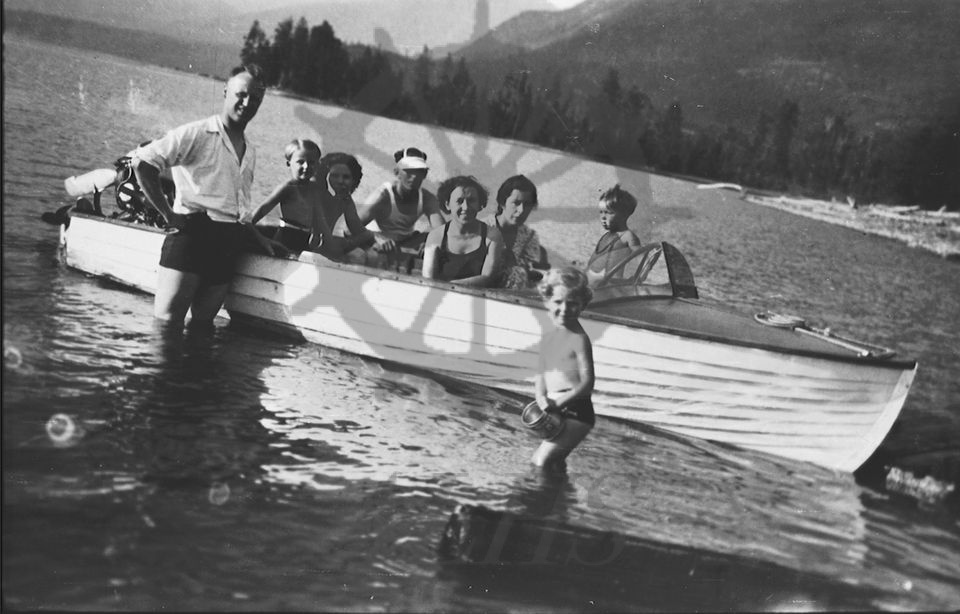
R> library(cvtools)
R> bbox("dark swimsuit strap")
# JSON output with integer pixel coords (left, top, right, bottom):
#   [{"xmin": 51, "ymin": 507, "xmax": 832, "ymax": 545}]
[
  {"xmin": 440, "ymin": 223, "xmax": 486, "ymax": 254},
  {"xmin": 594, "ymin": 231, "xmax": 619, "ymax": 254},
  {"xmin": 438, "ymin": 223, "xmax": 487, "ymax": 271}
]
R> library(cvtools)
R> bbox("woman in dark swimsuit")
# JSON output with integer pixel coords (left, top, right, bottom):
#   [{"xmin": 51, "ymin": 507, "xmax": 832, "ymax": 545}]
[{"xmin": 422, "ymin": 176, "xmax": 503, "ymax": 287}]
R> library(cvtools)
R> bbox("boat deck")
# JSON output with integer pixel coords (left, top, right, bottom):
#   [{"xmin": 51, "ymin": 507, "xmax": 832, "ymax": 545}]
[{"xmin": 587, "ymin": 297, "xmax": 913, "ymax": 367}]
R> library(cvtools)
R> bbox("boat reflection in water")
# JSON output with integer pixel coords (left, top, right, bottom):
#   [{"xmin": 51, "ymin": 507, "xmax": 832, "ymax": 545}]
[{"xmin": 437, "ymin": 501, "xmax": 879, "ymax": 612}]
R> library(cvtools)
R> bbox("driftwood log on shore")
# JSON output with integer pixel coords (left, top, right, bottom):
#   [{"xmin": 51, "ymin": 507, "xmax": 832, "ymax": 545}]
[{"xmin": 747, "ymin": 194, "xmax": 959, "ymax": 260}]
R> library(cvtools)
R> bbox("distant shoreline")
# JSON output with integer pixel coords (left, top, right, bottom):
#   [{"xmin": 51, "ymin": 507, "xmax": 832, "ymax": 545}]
[{"xmin": 696, "ymin": 185, "xmax": 960, "ymax": 261}]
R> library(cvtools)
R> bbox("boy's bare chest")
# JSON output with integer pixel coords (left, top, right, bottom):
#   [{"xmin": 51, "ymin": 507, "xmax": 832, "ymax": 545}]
[
  {"xmin": 281, "ymin": 187, "xmax": 318, "ymax": 222},
  {"xmin": 542, "ymin": 331, "xmax": 577, "ymax": 357}
]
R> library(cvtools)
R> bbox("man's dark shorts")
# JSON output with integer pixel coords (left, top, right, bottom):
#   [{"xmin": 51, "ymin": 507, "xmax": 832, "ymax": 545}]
[{"xmin": 159, "ymin": 212, "xmax": 245, "ymax": 284}]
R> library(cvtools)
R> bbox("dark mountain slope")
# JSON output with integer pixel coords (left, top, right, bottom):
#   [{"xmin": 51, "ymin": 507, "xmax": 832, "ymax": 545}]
[{"xmin": 457, "ymin": 0, "xmax": 960, "ymax": 134}]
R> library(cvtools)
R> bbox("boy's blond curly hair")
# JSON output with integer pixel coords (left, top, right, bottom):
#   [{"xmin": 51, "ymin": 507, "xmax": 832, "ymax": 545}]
[{"xmin": 538, "ymin": 266, "xmax": 593, "ymax": 306}]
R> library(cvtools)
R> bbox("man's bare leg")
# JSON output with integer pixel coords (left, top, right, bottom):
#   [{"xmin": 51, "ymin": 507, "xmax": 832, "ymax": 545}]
[
  {"xmin": 154, "ymin": 266, "xmax": 199, "ymax": 325},
  {"xmin": 188, "ymin": 282, "xmax": 230, "ymax": 328}
]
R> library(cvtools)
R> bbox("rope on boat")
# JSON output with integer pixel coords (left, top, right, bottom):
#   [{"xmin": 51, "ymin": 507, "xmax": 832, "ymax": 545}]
[
  {"xmin": 754, "ymin": 312, "xmax": 806, "ymax": 329},
  {"xmin": 754, "ymin": 311, "xmax": 896, "ymax": 359}
]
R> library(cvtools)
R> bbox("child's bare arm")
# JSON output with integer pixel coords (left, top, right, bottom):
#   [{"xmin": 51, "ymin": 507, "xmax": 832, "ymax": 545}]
[
  {"xmin": 535, "ymin": 349, "xmax": 550, "ymax": 409},
  {"xmin": 243, "ymin": 182, "xmax": 291, "ymax": 256},
  {"xmin": 247, "ymin": 181, "xmax": 289, "ymax": 225},
  {"xmin": 308, "ymin": 201, "xmax": 335, "ymax": 251},
  {"xmin": 341, "ymin": 197, "xmax": 375, "ymax": 249},
  {"xmin": 623, "ymin": 230, "xmax": 643, "ymax": 249},
  {"xmin": 421, "ymin": 227, "xmax": 443, "ymax": 279},
  {"xmin": 423, "ymin": 191, "xmax": 445, "ymax": 229}
]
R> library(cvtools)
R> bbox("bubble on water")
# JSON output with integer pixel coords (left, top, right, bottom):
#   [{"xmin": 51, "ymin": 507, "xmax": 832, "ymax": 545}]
[
  {"xmin": 209, "ymin": 482, "xmax": 231, "ymax": 505},
  {"xmin": 4, "ymin": 344, "xmax": 23, "ymax": 369},
  {"xmin": 46, "ymin": 413, "xmax": 81, "ymax": 446}
]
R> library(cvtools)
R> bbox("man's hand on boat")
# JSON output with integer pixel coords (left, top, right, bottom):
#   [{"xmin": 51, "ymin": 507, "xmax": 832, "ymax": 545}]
[{"xmin": 162, "ymin": 211, "xmax": 189, "ymax": 233}]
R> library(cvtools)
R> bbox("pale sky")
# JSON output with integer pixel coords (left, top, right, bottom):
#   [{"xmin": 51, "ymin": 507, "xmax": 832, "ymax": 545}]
[{"xmin": 227, "ymin": 0, "xmax": 586, "ymax": 8}]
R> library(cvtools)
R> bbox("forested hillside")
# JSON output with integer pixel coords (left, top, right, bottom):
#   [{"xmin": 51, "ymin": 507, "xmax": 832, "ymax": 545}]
[
  {"xmin": 7, "ymin": 1, "xmax": 958, "ymax": 208},
  {"xmin": 235, "ymin": 3, "xmax": 960, "ymax": 209},
  {"xmin": 453, "ymin": 0, "xmax": 960, "ymax": 208}
]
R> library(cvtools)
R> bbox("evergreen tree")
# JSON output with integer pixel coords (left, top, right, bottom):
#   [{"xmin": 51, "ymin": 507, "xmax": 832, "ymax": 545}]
[
  {"xmin": 747, "ymin": 111, "xmax": 772, "ymax": 185},
  {"xmin": 533, "ymin": 74, "xmax": 581, "ymax": 152},
  {"xmin": 770, "ymin": 100, "xmax": 799, "ymax": 187},
  {"xmin": 621, "ymin": 85, "xmax": 655, "ymax": 167},
  {"xmin": 434, "ymin": 55, "xmax": 457, "ymax": 127},
  {"xmin": 240, "ymin": 21, "xmax": 270, "ymax": 75},
  {"xmin": 658, "ymin": 101, "xmax": 685, "ymax": 172},
  {"xmin": 602, "ymin": 68, "xmax": 622, "ymax": 105},
  {"xmin": 349, "ymin": 47, "xmax": 403, "ymax": 114},
  {"xmin": 289, "ymin": 18, "xmax": 310, "ymax": 95},
  {"xmin": 272, "ymin": 19, "xmax": 295, "ymax": 89},
  {"xmin": 488, "ymin": 71, "xmax": 533, "ymax": 139},
  {"xmin": 449, "ymin": 57, "xmax": 478, "ymax": 131},
  {"xmin": 308, "ymin": 21, "xmax": 349, "ymax": 101},
  {"xmin": 410, "ymin": 46, "xmax": 435, "ymax": 123}
]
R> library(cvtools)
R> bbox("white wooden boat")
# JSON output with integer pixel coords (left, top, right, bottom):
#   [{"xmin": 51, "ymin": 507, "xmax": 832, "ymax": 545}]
[{"xmin": 57, "ymin": 211, "xmax": 917, "ymax": 472}]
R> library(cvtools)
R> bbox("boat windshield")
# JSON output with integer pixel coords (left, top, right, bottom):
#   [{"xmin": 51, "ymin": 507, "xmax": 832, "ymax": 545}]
[{"xmin": 587, "ymin": 242, "xmax": 698, "ymax": 301}]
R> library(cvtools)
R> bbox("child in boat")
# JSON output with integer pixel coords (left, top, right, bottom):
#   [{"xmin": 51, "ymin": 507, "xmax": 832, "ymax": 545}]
[
  {"xmin": 246, "ymin": 139, "xmax": 333, "ymax": 256},
  {"xmin": 532, "ymin": 266, "xmax": 596, "ymax": 470},
  {"xmin": 317, "ymin": 152, "xmax": 374, "ymax": 263},
  {"xmin": 585, "ymin": 184, "xmax": 642, "ymax": 286}
]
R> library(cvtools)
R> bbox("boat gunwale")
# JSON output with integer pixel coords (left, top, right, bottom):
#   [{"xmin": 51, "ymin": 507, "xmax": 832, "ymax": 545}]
[{"xmin": 65, "ymin": 212, "xmax": 918, "ymax": 371}]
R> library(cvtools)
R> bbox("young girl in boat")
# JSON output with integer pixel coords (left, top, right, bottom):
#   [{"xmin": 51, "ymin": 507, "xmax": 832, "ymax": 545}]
[
  {"xmin": 316, "ymin": 152, "xmax": 374, "ymax": 263},
  {"xmin": 422, "ymin": 175, "xmax": 503, "ymax": 287},
  {"xmin": 585, "ymin": 184, "xmax": 642, "ymax": 285},
  {"xmin": 246, "ymin": 139, "xmax": 333, "ymax": 256},
  {"xmin": 532, "ymin": 266, "xmax": 596, "ymax": 470}
]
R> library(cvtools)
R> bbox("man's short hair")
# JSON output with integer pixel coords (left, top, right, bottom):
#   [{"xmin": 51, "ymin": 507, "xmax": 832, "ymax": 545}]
[{"xmin": 229, "ymin": 64, "xmax": 265, "ymax": 90}]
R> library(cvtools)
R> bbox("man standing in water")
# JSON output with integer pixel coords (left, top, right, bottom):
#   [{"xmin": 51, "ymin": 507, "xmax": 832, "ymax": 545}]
[
  {"xmin": 133, "ymin": 64, "xmax": 266, "ymax": 328},
  {"xmin": 355, "ymin": 146, "xmax": 444, "ymax": 269}
]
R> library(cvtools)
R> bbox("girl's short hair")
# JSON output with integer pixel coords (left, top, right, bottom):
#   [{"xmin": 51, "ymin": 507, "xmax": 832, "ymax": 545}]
[
  {"xmin": 599, "ymin": 184, "xmax": 637, "ymax": 216},
  {"xmin": 283, "ymin": 139, "xmax": 322, "ymax": 163},
  {"xmin": 318, "ymin": 152, "xmax": 363, "ymax": 194},
  {"xmin": 495, "ymin": 175, "xmax": 538, "ymax": 215},
  {"xmin": 538, "ymin": 267, "xmax": 593, "ymax": 306},
  {"xmin": 437, "ymin": 176, "xmax": 489, "ymax": 214}
]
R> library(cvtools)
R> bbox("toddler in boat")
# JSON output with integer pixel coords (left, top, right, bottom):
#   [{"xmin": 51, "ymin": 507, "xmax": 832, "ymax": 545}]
[
  {"xmin": 530, "ymin": 266, "xmax": 596, "ymax": 471},
  {"xmin": 585, "ymin": 184, "xmax": 642, "ymax": 286},
  {"xmin": 246, "ymin": 139, "xmax": 333, "ymax": 256}
]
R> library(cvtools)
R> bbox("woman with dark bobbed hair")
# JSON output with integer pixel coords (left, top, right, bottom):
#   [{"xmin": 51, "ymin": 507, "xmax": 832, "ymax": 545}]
[{"xmin": 422, "ymin": 175, "xmax": 503, "ymax": 287}]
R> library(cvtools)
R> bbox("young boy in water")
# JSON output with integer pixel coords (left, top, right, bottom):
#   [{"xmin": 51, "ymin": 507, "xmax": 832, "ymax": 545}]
[
  {"xmin": 532, "ymin": 266, "xmax": 596, "ymax": 470},
  {"xmin": 586, "ymin": 184, "xmax": 642, "ymax": 285},
  {"xmin": 246, "ymin": 139, "xmax": 334, "ymax": 256}
]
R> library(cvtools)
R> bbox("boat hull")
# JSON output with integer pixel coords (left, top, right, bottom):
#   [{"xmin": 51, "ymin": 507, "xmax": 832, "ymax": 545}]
[{"xmin": 60, "ymin": 214, "xmax": 916, "ymax": 472}]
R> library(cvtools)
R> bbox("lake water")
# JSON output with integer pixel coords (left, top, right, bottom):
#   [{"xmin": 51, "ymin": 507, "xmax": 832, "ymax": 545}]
[{"xmin": 3, "ymin": 37, "xmax": 959, "ymax": 611}]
